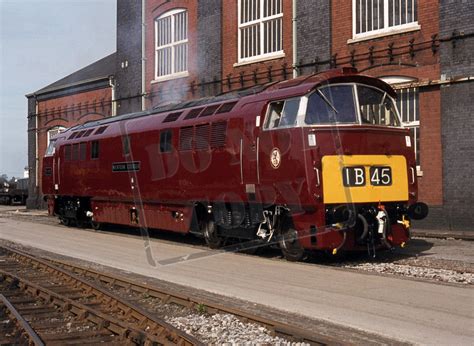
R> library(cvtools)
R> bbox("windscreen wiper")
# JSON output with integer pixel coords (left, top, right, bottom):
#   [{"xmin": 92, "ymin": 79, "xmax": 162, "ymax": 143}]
[{"xmin": 317, "ymin": 90, "xmax": 339, "ymax": 114}]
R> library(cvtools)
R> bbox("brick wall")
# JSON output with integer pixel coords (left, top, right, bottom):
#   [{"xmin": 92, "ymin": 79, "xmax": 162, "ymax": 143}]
[
  {"xmin": 331, "ymin": 0, "xmax": 439, "ymax": 78},
  {"xmin": 197, "ymin": 0, "xmax": 222, "ymax": 97},
  {"xmin": 296, "ymin": 0, "xmax": 332, "ymax": 75},
  {"xmin": 434, "ymin": 0, "xmax": 474, "ymax": 230},
  {"xmin": 417, "ymin": 86, "xmax": 442, "ymax": 205},
  {"xmin": 27, "ymin": 87, "xmax": 112, "ymax": 208},
  {"xmin": 439, "ymin": 82, "xmax": 474, "ymax": 230},
  {"xmin": 221, "ymin": 0, "xmax": 294, "ymax": 92},
  {"xmin": 145, "ymin": 0, "xmax": 199, "ymax": 108},
  {"xmin": 440, "ymin": 0, "xmax": 474, "ymax": 78},
  {"xmin": 116, "ymin": 0, "xmax": 143, "ymax": 115}
]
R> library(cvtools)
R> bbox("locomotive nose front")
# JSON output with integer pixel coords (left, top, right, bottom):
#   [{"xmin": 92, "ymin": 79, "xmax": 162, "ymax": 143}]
[
  {"xmin": 300, "ymin": 81, "xmax": 428, "ymax": 253},
  {"xmin": 318, "ymin": 150, "xmax": 421, "ymax": 252}
]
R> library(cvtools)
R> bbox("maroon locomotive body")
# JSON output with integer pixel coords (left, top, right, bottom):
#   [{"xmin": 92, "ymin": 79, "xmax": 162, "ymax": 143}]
[{"xmin": 42, "ymin": 68, "xmax": 428, "ymax": 260}]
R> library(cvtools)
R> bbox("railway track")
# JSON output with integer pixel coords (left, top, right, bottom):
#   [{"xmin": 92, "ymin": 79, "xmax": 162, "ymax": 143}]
[
  {"xmin": 0, "ymin": 245, "xmax": 201, "ymax": 345},
  {"xmin": 0, "ymin": 245, "xmax": 340, "ymax": 345}
]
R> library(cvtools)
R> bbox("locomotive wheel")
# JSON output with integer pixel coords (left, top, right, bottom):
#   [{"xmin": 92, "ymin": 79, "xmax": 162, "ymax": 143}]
[
  {"xmin": 60, "ymin": 217, "xmax": 72, "ymax": 227},
  {"xmin": 203, "ymin": 219, "xmax": 222, "ymax": 249},
  {"xmin": 91, "ymin": 220, "xmax": 101, "ymax": 231},
  {"xmin": 279, "ymin": 228, "xmax": 305, "ymax": 262}
]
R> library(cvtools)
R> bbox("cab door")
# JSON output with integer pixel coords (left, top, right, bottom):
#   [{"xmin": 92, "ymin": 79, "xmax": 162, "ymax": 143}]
[
  {"xmin": 257, "ymin": 98, "xmax": 308, "ymax": 206},
  {"xmin": 42, "ymin": 139, "xmax": 57, "ymax": 196},
  {"xmin": 53, "ymin": 151, "xmax": 60, "ymax": 192}
]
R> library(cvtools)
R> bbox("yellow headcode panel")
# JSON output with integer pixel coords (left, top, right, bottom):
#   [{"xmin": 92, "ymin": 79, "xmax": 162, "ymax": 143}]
[{"xmin": 322, "ymin": 155, "xmax": 409, "ymax": 204}]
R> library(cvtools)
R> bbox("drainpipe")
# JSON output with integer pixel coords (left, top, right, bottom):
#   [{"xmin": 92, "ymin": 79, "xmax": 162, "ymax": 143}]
[
  {"xmin": 35, "ymin": 100, "xmax": 39, "ymax": 190},
  {"xmin": 109, "ymin": 76, "xmax": 117, "ymax": 116},
  {"xmin": 292, "ymin": 0, "xmax": 298, "ymax": 78},
  {"xmin": 141, "ymin": 0, "xmax": 146, "ymax": 111}
]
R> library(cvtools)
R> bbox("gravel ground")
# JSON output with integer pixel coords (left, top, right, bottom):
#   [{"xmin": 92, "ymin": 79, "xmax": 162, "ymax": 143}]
[
  {"xmin": 342, "ymin": 261, "xmax": 473, "ymax": 284},
  {"xmin": 167, "ymin": 313, "xmax": 296, "ymax": 345},
  {"xmin": 323, "ymin": 237, "xmax": 474, "ymax": 285},
  {"xmin": 97, "ymin": 281, "xmax": 304, "ymax": 345}
]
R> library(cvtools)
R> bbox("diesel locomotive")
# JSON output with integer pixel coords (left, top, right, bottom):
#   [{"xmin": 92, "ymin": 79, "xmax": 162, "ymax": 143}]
[{"xmin": 42, "ymin": 68, "xmax": 428, "ymax": 260}]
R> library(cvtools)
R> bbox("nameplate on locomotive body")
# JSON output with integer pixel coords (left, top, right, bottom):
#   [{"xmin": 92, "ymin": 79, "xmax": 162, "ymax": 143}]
[{"xmin": 112, "ymin": 161, "xmax": 141, "ymax": 172}]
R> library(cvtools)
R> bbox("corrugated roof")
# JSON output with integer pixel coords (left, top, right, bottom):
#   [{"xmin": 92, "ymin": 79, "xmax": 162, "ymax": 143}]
[{"xmin": 31, "ymin": 53, "xmax": 116, "ymax": 96}]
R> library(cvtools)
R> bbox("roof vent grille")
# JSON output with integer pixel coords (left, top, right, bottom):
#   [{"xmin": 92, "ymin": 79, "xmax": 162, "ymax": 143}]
[
  {"xmin": 163, "ymin": 111, "xmax": 182, "ymax": 123},
  {"xmin": 200, "ymin": 105, "xmax": 220, "ymax": 117},
  {"xmin": 184, "ymin": 108, "xmax": 204, "ymax": 120},
  {"xmin": 216, "ymin": 101, "xmax": 238, "ymax": 114},
  {"xmin": 94, "ymin": 126, "xmax": 108, "ymax": 135}
]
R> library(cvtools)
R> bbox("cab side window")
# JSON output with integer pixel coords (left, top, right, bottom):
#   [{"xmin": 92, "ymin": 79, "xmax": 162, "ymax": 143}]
[
  {"xmin": 264, "ymin": 98, "xmax": 300, "ymax": 130},
  {"xmin": 265, "ymin": 101, "xmax": 284, "ymax": 129}
]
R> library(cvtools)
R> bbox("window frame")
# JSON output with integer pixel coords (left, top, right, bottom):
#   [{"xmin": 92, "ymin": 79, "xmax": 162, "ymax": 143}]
[
  {"xmin": 236, "ymin": 0, "xmax": 285, "ymax": 65},
  {"xmin": 262, "ymin": 83, "xmax": 403, "ymax": 131},
  {"xmin": 350, "ymin": 0, "xmax": 420, "ymax": 43},
  {"xmin": 263, "ymin": 97, "xmax": 304, "ymax": 131},
  {"xmin": 46, "ymin": 126, "xmax": 66, "ymax": 156},
  {"xmin": 382, "ymin": 76, "xmax": 421, "ymax": 174},
  {"xmin": 159, "ymin": 129, "xmax": 173, "ymax": 153},
  {"xmin": 154, "ymin": 8, "xmax": 189, "ymax": 82},
  {"xmin": 91, "ymin": 140, "xmax": 100, "ymax": 160},
  {"xmin": 396, "ymin": 87, "xmax": 421, "ymax": 174},
  {"xmin": 45, "ymin": 139, "xmax": 57, "ymax": 157}
]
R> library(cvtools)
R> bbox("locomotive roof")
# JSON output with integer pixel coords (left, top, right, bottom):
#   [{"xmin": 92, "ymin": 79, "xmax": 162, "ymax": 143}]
[{"xmin": 65, "ymin": 68, "xmax": 395, "ymax": 134}]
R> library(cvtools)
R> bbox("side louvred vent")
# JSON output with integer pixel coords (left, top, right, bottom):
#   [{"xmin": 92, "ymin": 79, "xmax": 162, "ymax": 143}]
[
  {"xmin": 195, "ymin": 124, "xmax": 210, "ymax": 150},
  {"xmin": 179, "ymin": 126, "xmax": 193, "ymax": 151},
  {"xmin": 210, "ymin": 121, "xmax": 227, "ymax": 148}
]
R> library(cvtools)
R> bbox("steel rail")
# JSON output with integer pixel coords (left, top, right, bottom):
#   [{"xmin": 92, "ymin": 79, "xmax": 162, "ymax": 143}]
[
  {"xmin": 0, "ymin": 293, "xmax": 45, "ymax": 346},
  {"xmin": 1, "ymin": 245, "xmax": 202, "ymax": 346},
  {"xmin": 10, "ymin": 248, "xmax": 342, "ymax": 345},
  {"xmin": 0, "ymin": 268, "xmax": 165, "ymax": 345}
]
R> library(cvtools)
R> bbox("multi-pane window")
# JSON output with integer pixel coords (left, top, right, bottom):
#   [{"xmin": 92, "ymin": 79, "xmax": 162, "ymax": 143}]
[
  {"xmin": 155, "ymin": 9, "xmax": 188, "ymax": 79},
  {"xmin": 239, "ymin": 0, "xmax": 283, "ymax": 62},
  {"xmin": 396, "ymin": 87, "xmax": 420, "ymax": 167},
  {"xmin": 353, "ymin": 0, "xmax": 418, "ymax": 36},
  {"xmin": 47, "ymin": 126, "xmax": 65, "ymax": 147}
]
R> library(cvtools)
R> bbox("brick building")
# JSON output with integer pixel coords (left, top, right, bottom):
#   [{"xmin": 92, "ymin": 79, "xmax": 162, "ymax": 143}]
[
  {"xmin": 26, "ymin": 0, "xmax": 473, "ymax": 231},
  {"xmin": 26, "ymin": 53, "xmax": 115, "ymax": 209}
]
